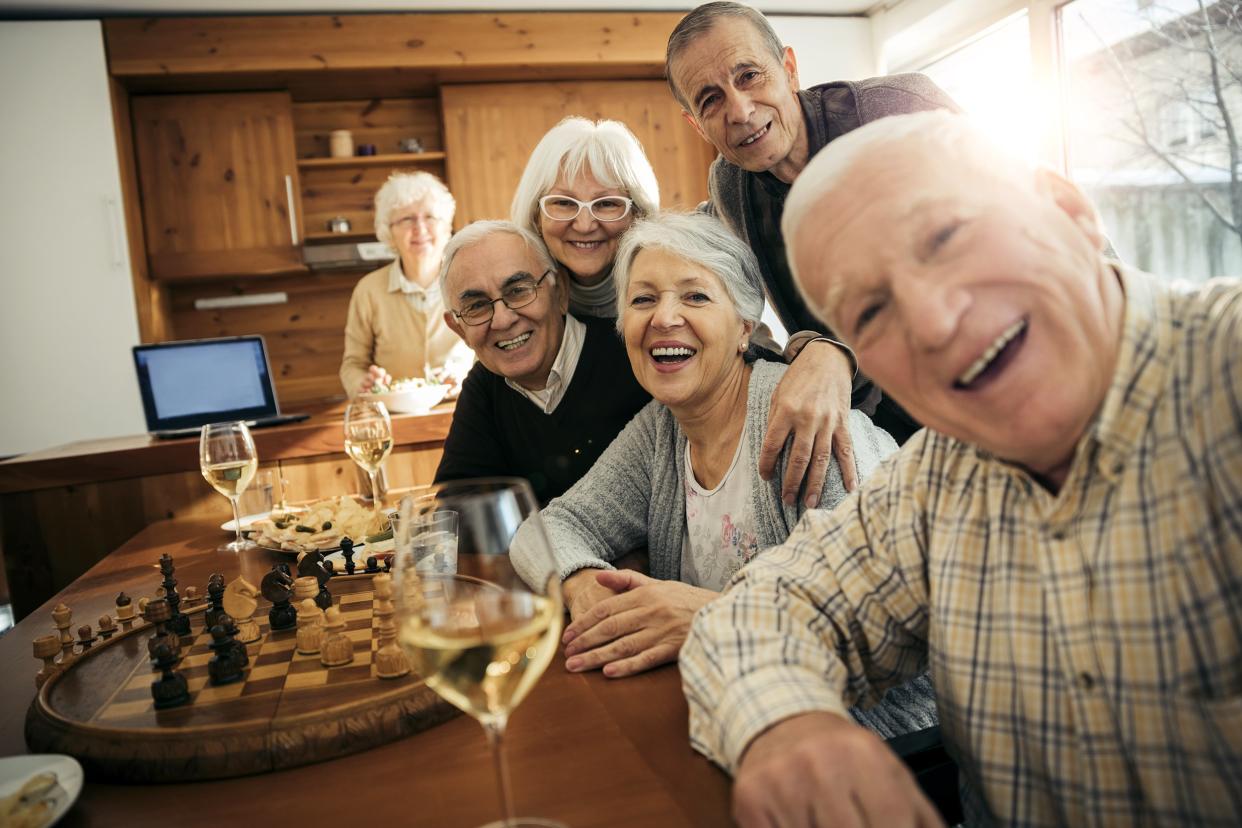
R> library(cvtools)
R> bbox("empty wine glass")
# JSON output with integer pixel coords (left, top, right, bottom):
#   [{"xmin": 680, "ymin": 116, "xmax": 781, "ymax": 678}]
[
  {"xmin": 200, "ymin": 421, "xmax": 258, "ymax": 553},
  {"xmin": 394, "ymin": 478, "xmax": 566, "ymax": 828},
  {"xmin": 344, "ymin": 399, "xmax": 392, "ymax": 507}
]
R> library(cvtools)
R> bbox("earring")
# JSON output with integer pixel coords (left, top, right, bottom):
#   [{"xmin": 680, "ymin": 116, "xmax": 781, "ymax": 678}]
[{"xmin": 739, "ymin": 340, "xmax": 748, "ymax": 352}]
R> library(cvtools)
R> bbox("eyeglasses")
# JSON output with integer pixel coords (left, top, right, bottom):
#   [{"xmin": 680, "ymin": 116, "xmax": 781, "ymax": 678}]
[
  {"xmin": 389, "ymin": 214, "xmax": 446, "ymax": 230},
  {"xmin": 452, "ymin": 270, "xmax": 554, "ymax": 326},
  {"xmin": 538, "ymin": 194, "xmax": 634, "ymax": 223}
]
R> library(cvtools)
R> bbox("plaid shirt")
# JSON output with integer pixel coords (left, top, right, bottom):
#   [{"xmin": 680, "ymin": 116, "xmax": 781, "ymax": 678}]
[{"xmin": 680, "ymin": 268, "xmax": 1242, "ymax": 826}]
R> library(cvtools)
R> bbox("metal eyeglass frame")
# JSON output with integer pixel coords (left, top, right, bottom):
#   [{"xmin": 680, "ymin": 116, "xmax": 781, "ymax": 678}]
[{"xmin": 451, "ymin": 269, "xmax": 554, "ymax": 326}]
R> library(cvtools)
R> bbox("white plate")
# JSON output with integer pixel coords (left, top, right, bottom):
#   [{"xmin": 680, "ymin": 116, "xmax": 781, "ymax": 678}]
[
  {"xmin": 220, "ymin": 513, "xmax": 271, "ymax": 533},
  {"xmin": 0, "ymin": 754, "xmax": 83, "ymax": 827}
]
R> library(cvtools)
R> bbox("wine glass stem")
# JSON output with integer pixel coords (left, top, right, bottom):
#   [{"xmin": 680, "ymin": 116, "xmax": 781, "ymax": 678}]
[
  {"xmin": 229, "ymin": 495, "xmax": 243, "ymax": 545},
  {"xmin": 483, "ymin": 718, "xmax": 517, "ymax": 827},
  {"xmin": 368, "ymin": 469, "xmax": 381, "ymax": 506}
]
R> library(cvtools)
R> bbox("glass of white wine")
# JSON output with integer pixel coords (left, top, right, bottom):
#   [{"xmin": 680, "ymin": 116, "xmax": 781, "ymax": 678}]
[
  {"xmin": 344, "ymin": 399, "xmax": 393, "ymax": 507},
  {"xmin": 199, "ymin": 421, "xmax": 259, "ymax": 553},
  {"xmin": 394, "ymin": 478, "xmax": 566, "ymax": 828}
]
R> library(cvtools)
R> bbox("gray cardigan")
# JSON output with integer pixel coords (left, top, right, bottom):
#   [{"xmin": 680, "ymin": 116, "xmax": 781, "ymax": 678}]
[{"xmin": 512, "ymin": 360, "xmax": 897, "ymax": 585}]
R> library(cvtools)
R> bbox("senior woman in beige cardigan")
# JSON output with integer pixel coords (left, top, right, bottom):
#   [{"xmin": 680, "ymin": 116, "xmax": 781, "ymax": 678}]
[{"xmin": 339, "ymin": 171, "xmax": 472, "ymax": 396}]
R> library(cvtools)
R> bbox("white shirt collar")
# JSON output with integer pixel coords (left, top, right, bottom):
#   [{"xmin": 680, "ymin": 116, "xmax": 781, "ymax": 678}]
[
  {"xmin": 388, "ymin": 258, "xmax": 439, "ymax": 299},
  {"xmin": 504, "ymin": 314, "xmax": 586, "ymax": 414}
]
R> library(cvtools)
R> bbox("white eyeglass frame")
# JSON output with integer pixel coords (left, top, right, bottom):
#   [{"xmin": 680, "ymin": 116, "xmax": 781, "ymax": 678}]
[{"xmin": 538, "ymin": 194, "xmax": 634, "ymax": 223}]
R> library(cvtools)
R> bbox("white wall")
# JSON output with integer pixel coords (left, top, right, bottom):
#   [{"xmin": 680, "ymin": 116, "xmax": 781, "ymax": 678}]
[
  {"xmin": 0, "ymin": 20, "xmax": 146, "ymax": 457},
  {"xmin": 771, "ymin": 15, "xmax": 877, "ymax": 84}
]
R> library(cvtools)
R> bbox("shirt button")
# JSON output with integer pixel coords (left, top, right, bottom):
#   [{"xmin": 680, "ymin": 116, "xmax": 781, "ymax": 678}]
[
  {"xmin": 1050, "ymin": 528, "xmax": 1067, "ymax": 541},
  {"xmin": 1077, "ymin": 672, "xmax": 1095, "ymax": 691}
]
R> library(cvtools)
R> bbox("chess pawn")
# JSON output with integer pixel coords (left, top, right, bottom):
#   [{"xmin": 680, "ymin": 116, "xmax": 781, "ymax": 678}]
[
  {"xmin": 372, "ymin": 573, "xmax": 410, "ymax": 679},
  {"xmin": 151, "ymin": 641, "xmax": 190, "ymax": 709},
  {"xmin": 183, "ymin": 585, "xmax": 199, "ymax": 606},
  {"xmin": 207, "ymin": 625, "xmax": 244, "ymax": 686},
  {"xmin": 33, "ymin": 634, "xmax": 62, "ymax": 689},
  {"xmin": 51, "ymin": 603, "xmax": 73, "ymax": 661},
  {"xmin": 205, "ymin": 573, "xmax": 227, "ymax": 631},
  {"xmin": 77, "ymin": 624, "xmax": 95, "ymax": 653},
  {"xmin": 320, "ymin": 606, "xmax": 353, "ymax": 668},
  {"xmin": 97, "ymin": 614, "xmax": 117, "ymax": 641},
  {"xmin": 295, "ymin": 598, "xmax": 324, "ymax": 655},
  {"xmin": 115, "ymin": 593, "xmax": 136, "ymax": 631},
  {"xmin": 143, "ymin": 597, "xmax": 179, "ymax": 661},
  {"xmin": 217, "ymin": 612, "xmax": 249, "ymax": 669}
]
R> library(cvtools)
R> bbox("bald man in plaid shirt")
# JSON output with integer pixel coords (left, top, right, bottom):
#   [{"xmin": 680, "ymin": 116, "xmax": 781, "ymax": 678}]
[{"xmin": 680, "ymin": 110, "xmax": 1242, "ymax": 828}]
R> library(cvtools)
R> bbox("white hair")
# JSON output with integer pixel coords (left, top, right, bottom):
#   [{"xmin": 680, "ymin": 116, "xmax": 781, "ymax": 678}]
[
  {"xmin": 612, "ymin": 211, "xmax": 765, "ymax": 327},
  {"xmin": 373, "ymin": 171, "xmax": 456, "ymax": 249},
  {"xmin": 438, "ymin": 219, "xmax": 558, "ymax": 300},
  {"xmin": 510, "ymin": 117, "xmax": 660, "ymax": 237}
]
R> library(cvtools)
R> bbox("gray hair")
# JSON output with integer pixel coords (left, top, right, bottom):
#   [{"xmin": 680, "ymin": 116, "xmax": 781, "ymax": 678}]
[
  {"xmin": 612, "ymin": 211, "xmax": 765, "ymax": 327},
  {"xmin": 373, "ymin": 171, "xmax": 456, "ymax": 249},
  {"xmin": 666, "ymin": 2, "xmax": 785, "ymax": 110},
  {"xmin": 438, "ymin": 219, "xmax": 558, "ymax": 301},
  {"xmin": 510, "ymin": 117, "xmax": 660, "ymax": 237}
]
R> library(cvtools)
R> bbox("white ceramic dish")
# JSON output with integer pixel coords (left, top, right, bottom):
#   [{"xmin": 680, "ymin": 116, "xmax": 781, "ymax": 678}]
[
  {"xmin": 364, "ymin": 383, "xmax": 448, "ymax": 414},
  {"xmin": 220, "ymin": 506, "xmax": 305, "ymax": 534},
  {"xmin": 0, "ymin": 754, "xmax": 83, "ymax": 827}
]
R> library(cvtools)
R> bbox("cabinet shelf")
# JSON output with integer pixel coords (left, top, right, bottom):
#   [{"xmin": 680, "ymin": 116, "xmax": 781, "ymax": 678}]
[
  {"xmin": 304, "ymin": 230, "xmax": 378, "ymax": 244},
  {"xmin": 297, "ymin": 151, "xmax": 446, "ymax": 169}
]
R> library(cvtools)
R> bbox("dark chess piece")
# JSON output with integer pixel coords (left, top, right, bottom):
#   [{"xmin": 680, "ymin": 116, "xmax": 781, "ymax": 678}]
[
  {"xmin": 381, "ymin": 554, "xmax": 392, "ymax": 573},
  {"xmin": 205, "ymin": 573, "xmax": 227, "ymax": 631},
  {"xmin": 276, "ymin": 562, "xmax": 293, "ymax": 577},
  {"xmin": 297, "ymin": 549, "xmax": 333, "ymax": 611},
  {"xmin": 159, "ymin": 553, "xmax": 191, "ymax": 637},
  {"xmin": 217, "ymin": 612, "xmax": 249, "ymax": 668},
  {"xmin": 143, "ymin": 598, "xmax": 180, "ymax": 662},
  {"xmin": 207, "ymin": 624, "xmax": 245, "ymax": 686},
  {"xmin": 261, "ymin": 567, "xmax": 297, "ymax": 631},
  {"xmin": 77, "ymin": 624, "xmax": 95, "ymax": 652},
  {"xmin": 340, "ymin": 537, "xmax": 357, "ymax": 575},
  {"xmin": 323, "ymin": 559, "xmax": 336, "ymax": 577},
  {"xmin": 364, "ymin": 555, "xmax": 380, "ymax": 574},
  {"xmin": 151, "ymin": 641, "xmax": 191, "ymax": 709}
]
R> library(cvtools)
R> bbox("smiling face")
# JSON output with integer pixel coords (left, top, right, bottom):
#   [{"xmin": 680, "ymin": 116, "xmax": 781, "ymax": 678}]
[
  {"xmin": 621, "ymin": 247, "xmax": 753, "ymax": 413},
  {"xmin": 442, "ymin": 233, "xmax": 568, "ymax": 391},
  {"xmin": 670, "ymin": 17, "xmax": 808, "ymax": 182},
  {"xmin": 389, "ymin": 195, "xmax": 452, "ymax": 277},
  {"xmin": 539, "ymin": 167, "xmax": 634, "ymax": 286},
  {"xmin": 791, "ymin": 141, "xmax": 1123, "ymax": 484}
]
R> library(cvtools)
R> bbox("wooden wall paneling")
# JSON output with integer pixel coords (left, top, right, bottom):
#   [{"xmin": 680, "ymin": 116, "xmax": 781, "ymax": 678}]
[
  {"xmin": 109, "ymin": 76, "xmax": 170, "ymax": 343},
  {"xmin": 105, "ymin": 14, "xmax": 681, "ymax": 77},
  {"xmin": 278, "ymin": 445, "xmax": 443, "ymax": 506},
  {"xmin": 131, "ymin": 91, "xmax": 305, "ymax": 280},
  {"xmin": 292, "ymin": 98, "xmax": 443, "ymax": 158},
  {"xmin": 441, "ymin": 80, "xmax": 717, "ymax": 227},
  {"xmin": 300, "ymin": 161, "xmax": 447, "ymax": 240}
]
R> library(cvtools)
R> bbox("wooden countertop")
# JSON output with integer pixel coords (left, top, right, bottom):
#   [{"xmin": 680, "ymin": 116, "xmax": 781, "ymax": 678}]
[
  {"xmin": 0, "ymin": 517, "xmax": 732, "ymax": 827},
  {"xmin": 0, "ymin": 401, "xmax": 454, "ymax": 495}
]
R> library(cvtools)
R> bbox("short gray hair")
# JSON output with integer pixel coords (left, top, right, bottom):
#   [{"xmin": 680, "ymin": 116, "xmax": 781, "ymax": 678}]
[
  {"xmin": 666, "ymin": 2, "xmax": 785, "ymax": 109},
  {"xmin": 438, "ymin": 219, "xmax": 558, "ymax": 301},
  {"xmin": 373, "ymin": 171, "xmax": 456, "ymax": 249},
  {"xmin": 510, "ymin": 117, "xmax": 660, "ymax": 237},
  {"xmin": 612, "ymin": 211, "xmax": 765, "ymax": 327}
]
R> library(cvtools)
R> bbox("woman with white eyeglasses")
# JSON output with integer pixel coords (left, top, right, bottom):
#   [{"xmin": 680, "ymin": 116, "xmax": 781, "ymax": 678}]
[
  {"xmin": 339, "ymin": 171, "xmax": 472, "ymax": 396},
  {"xmin": 511, "ymin": 117, "xmax": 660, "ymax": 320}
]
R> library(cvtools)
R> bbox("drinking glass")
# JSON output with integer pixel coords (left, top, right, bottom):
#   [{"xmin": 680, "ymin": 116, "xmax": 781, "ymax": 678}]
[
  {"xmin": 394, "ymin": 478, "xmax": 566, "ymax": 828},
  {"xmin": 394, "ymin": 505, "xmax": 459, "ymax": 575},
  {"xmin": 344, "ymin": 399, "xmax": 393, "ymax": 507},
  {"xmin": 200, "ymin": 421, "xmax": 259, "ymax": 553}
]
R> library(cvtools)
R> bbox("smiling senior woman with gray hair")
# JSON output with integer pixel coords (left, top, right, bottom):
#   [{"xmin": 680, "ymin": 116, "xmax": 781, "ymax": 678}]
[{"xmin": 511, "ymin": 212, "xmax": 935, "ymax": 740}]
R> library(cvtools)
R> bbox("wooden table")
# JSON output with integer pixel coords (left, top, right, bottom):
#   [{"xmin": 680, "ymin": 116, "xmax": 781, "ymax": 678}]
[{"xmin": 0, "ymin": 518, "xmax": 732, "ymax": 827}]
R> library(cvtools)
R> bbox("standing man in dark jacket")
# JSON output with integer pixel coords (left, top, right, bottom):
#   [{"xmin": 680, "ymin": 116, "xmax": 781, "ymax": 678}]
[{"xmin": 666, "ymin": 2, "xmax": 959, "ymax": 458}]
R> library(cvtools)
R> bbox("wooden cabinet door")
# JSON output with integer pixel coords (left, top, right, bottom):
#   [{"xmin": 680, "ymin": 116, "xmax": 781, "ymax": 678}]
[
  {"xmin": 441, "ymin": 80, "xmax": 716, "ymax": 227},
  {"xmin": 131, "ymin": 91, "xmax": 304, "ymax": 280}
]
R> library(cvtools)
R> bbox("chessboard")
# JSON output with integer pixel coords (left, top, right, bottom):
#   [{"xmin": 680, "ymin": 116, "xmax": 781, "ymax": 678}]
[{"xmin": 25, "ymin": 573, "xmax": 457, "ymax": 783}]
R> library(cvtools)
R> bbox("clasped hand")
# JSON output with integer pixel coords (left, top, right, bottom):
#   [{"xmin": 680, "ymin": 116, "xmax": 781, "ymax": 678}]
[{"xmin": 560, "ymin": 570, "xmax": 715, "ymax": 678}]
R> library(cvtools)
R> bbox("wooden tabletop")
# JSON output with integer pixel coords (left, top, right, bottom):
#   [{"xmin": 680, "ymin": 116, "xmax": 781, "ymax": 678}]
[
  {"xmin": 0, "ymin": 518, "xmax": 732, "ymax": 827},
  {"xmin": 0, "ymin": 401, "xmax": 454, "ymax": 495}
]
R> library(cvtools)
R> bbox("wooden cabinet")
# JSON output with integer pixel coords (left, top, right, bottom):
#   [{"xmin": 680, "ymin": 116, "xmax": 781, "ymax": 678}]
[
  {"xmin": 442, "ymin": 80, "xmax": 717, "ymax": 226},
  {"xmin": 131, "ymin": 91, "xmax": 305, "ymax": 280}
]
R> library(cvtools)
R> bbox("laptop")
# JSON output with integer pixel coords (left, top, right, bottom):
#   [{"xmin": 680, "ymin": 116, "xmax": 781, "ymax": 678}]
[{"xmin": 133, "ymin": 336, "xmax": 309, "ymax": 440}]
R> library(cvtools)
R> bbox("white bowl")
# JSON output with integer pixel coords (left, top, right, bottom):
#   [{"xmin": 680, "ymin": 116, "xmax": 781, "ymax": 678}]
[{"xmin": 365, "ymin": 383, "xmax": 449, "ymax": 414}]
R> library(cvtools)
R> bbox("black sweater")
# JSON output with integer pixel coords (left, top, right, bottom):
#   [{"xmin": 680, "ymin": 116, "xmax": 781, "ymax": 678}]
[{"xmin": 434, "ymin": 316, "xmax": 651, "ymax": 504}]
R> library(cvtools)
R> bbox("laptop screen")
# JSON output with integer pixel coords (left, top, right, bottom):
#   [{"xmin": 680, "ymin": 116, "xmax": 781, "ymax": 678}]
[{"xmin": 133, "ymin": 337, "xmax": 280, "ymax": 432}]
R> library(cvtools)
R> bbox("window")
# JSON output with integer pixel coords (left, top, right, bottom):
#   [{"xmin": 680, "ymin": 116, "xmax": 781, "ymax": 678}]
[{"xmin": 1061, "ymin": 0, "xmax": 1242, "ymax": 281}]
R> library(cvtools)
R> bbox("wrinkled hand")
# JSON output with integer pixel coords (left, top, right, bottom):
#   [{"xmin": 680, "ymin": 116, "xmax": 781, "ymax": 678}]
[
  {"xmin": 734, "ymin": 712, "xmax": 945, "ymax": 828},
  {"xmin": 562, "ymin": 568, "xmax": 623, "ymax": 622},
  {"xmin": 561, "ymin": 570, "xmax": 715, "ymax": 678},
  {"xmin": 761, "ymin": 340, "xmax": 856, "ymax": 507},
  {"xmin": 358, "ymin": 364, "xmax": 392, "ymax": 395}
]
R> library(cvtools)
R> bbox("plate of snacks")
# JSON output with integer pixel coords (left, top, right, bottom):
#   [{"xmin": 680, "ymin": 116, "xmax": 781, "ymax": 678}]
[
  {"xmin": 0, "ymin": 754, "xmax": 82, "ymax": 828},
  {"xmin": 249, "ymin": 496, "xmax": 388, "ymax": 554},
  {"xmin": 362, "ymin": 376, "xmax": 448, "ymax": 414}
]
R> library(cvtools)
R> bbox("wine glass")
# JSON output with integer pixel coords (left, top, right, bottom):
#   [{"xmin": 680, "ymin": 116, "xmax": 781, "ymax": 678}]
[
  {"xmin": 394, "ymin": 478, "xmax": 566, "ymax": 828},
  {"xmin": 344, "ymin": 399, "xmax": 393, "ymax": 507},
  {"xmin": 199, "ymin": 421, "xmax": 259, "ymax": 553}
]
